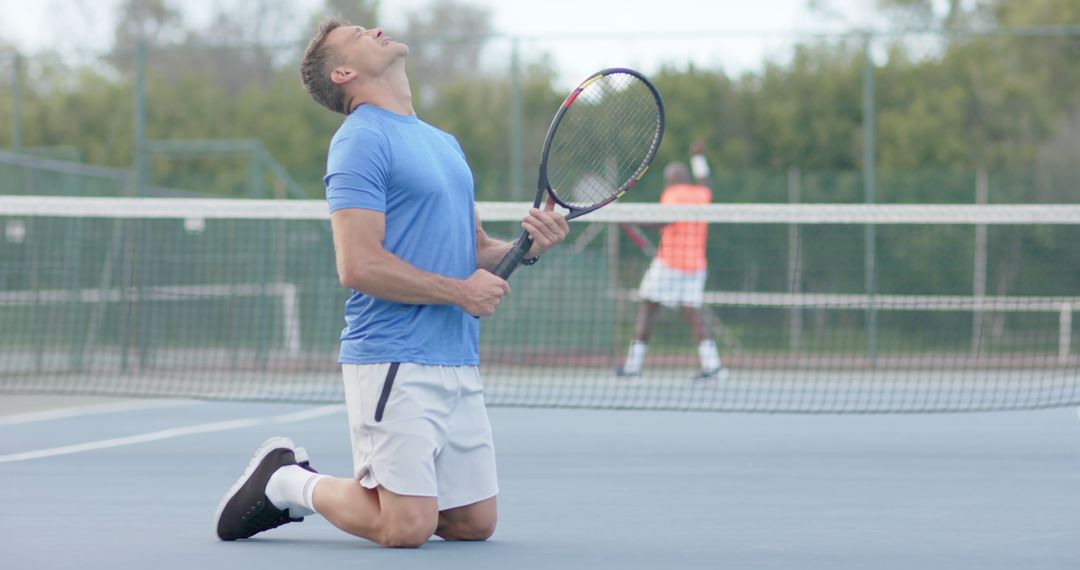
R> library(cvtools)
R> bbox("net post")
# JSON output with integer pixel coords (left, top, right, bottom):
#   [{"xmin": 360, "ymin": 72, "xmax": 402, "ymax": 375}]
[
  {"xmin": 121, "ymin": 39, "xmax": 148, "ymax": 373},
  {"xmin": 27, "ymin": 216, "xmax": 43, "ymax": 373},
  {"xmin": 972, "ymin": 169, "xmax": 989, "ymax": 356},
  {"xmin": 862, "ymin": 33, "xmax": 878, "ymax": 363},
  {"xmin": 608, "ymin": 220, "xmax": 622, "ymax": 367},
  {"xmin": 787, "ymin": 166, "xmax": 802, "ymax": 354},
  {"xmin": 64, "ymin": 214, "xmax": 86, "ymax": 372}
]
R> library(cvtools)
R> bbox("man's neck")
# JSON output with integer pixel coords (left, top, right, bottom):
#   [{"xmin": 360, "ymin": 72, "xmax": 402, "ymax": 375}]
[{"xmin": 348, "ymin": 64, "xmax": 414, "ymax": 116}]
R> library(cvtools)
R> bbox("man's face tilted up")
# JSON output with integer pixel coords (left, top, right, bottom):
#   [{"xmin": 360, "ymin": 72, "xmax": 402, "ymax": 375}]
[{"xmin": 326, "ymin": 25, "xmax": 410, "ymax": 81}]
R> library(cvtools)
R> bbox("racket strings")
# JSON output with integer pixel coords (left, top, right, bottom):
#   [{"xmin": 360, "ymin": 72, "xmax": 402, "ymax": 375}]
[
  {"xmin": 547, "ymin": 73, "xmax": 662, "ymax": 209},
  {"xmin": 553, "ymin": 82, "xmax": 656, "ymax": 204}
]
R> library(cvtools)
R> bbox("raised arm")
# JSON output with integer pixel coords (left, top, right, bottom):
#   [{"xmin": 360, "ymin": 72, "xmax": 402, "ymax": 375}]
[
  {"xmin": 330, "ymin": 208, "xmax": 509, "ymax": 317},
  {"xmin": 690, "ymin": 139, "xmax": 713, "ymax": 190}
]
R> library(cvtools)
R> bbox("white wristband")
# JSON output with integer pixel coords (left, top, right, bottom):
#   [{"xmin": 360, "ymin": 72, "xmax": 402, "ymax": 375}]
[{"xmin": 690, "ymin": 154, "xmax": 710, "ymax": 179}]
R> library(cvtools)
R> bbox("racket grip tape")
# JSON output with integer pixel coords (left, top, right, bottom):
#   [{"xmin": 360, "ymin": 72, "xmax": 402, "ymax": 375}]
[{"xmin": 492, "ymin": 231, "xmax": 534, "ymax": 280}]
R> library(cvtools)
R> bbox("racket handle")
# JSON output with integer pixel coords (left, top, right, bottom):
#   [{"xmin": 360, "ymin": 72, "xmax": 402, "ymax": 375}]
[{"xmin": 493, "ymin": 231, "xmax": 534, "ymax": 280}]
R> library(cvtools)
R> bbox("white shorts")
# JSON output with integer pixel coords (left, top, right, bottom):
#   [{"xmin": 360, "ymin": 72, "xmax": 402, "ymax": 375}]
[
  {"xmin": 638, "ymin": 259, "xmax": 707, "ymax": 308},
  {"xmin": 341, "ymin": 363, "xmax": 498, "ymax": 511}
]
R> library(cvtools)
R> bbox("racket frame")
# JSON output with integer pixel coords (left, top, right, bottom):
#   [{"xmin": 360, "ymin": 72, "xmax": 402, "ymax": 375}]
[{"xmin": 493, "ymin": 67, "xmax": 665, "ymax": 279}]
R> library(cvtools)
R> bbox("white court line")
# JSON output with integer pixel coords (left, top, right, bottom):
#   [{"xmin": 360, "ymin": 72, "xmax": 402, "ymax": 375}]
[
  {"xmin": 0, "ymin": 404, "xmax": 345, "ymax": 464},
  {"xmin": 0, "ymin": 400, "xmax": 197, "ymax": 425}
]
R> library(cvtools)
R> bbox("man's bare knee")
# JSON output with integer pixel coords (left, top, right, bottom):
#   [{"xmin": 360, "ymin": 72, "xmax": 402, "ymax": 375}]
[
  {"xmin": 437, "ymin": 502, "xmax": 497, "ymax": 542},
  {"xmin": 381, "ymin": 531, "xmax": 430, "ymax": 548},
  {"xmin": 379, "ymin": 519, "xmax": 434, "ymax": 548},
  {"xmin": 369, "ymin": 487, "xmax": 438, "ymax": 548},
  {"xmin": 378, "ymin": 509, "xmax": 437, "ymax": 548},
  {"xmin": 442, "ymin": 518, "xmax": 496, "ymax": 541}
]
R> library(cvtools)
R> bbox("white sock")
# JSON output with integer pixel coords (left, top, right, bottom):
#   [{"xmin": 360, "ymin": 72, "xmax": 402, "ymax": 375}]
[
  {"xmin": 623, "ymin": 340, "xmax": 648, "ymax": 373},
  {"xmin": 698, "ymin": 339, "xmax": 721, "ymax": 371},
  {"xmin": 266, "ymin": 464, "xmax": 327, "ymax": 518}
]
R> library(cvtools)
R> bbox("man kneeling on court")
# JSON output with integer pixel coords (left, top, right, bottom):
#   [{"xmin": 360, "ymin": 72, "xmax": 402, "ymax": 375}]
[{"xmin": 212, "ymin": 18, "xmax": 568, "ymax": 547}]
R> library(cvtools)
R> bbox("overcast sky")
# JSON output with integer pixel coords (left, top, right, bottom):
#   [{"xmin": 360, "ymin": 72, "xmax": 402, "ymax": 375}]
[{"xmin": 0, "ymin": 0, "xmax": 879, "ymax": 82}]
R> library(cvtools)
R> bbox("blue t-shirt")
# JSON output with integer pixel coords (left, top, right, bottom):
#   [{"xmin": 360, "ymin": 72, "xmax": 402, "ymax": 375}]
[{"xmin": 325, "ymin": 104, "xmax": 479, "ymax": 366}]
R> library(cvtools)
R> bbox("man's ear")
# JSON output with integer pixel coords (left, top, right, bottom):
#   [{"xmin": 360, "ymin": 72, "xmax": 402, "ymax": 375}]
[{"xmin": 330, "ymin": 66, "xmax": 355, "ymax": 86}]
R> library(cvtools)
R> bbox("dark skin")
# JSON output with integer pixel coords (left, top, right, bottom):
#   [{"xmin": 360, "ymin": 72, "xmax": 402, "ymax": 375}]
[
  {"xmin": 634, "ymin": 301, "xmax": 712, "ymax": 344},
  {"xmin": 633, "ymin": 141, "xmax": 714, "ymax": 345}
]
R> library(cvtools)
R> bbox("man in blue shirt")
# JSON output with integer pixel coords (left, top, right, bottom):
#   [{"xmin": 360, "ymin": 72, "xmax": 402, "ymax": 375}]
[{"xmin": 213, "ymin": 18, "xmax": 568, "ymax": 547}]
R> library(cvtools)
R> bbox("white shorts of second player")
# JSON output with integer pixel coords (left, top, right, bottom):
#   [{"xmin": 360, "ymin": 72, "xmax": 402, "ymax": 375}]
[
  {"xmin": 341, "ymin": 363, "xmax": 498, "ymax": 511},
  {"xmin": 637, "ymin": 258, "xmax": 707, "ymax": 309}
]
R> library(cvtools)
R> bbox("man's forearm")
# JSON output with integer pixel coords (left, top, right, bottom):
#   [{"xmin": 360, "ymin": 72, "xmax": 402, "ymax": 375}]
[
  {"xmin": 476, "ymin": 237, "xmax": 514, "ymax": 273},
  {"xmin": 341, "ymin": 248, "xmax": 465, "ymax": 307},
  {"xmin": 473, "ymin": 205, "xmax": 567, "ymax": 273}
]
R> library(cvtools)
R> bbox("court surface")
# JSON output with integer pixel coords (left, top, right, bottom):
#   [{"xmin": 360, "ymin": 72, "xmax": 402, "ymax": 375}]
[{"xmin": 2, "ymin": 395, "xmax": 1078, "ymax": 569}]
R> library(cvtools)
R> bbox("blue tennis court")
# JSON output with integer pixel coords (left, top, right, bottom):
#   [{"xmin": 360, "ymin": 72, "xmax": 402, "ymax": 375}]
[{"xmin": 2, "ymin": 394, "xmax": 1078, "ymax": 569}]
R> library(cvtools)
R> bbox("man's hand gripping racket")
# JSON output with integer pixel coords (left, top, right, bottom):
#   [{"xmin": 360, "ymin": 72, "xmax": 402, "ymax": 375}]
[{"xmin": 492, "ymin": 68, "xmax": 666, "ymax": 279}]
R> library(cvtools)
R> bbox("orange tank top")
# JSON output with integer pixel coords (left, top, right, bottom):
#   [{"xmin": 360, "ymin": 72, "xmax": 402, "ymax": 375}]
[{"xmin": 657, "ymin": 184, "xmax": 711, "ymax": 273}]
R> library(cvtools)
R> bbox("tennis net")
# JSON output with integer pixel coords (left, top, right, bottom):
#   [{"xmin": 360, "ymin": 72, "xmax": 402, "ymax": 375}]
[{"xmin": 2, "ymin": 195, "xmax": 1079, "ymax": 413}]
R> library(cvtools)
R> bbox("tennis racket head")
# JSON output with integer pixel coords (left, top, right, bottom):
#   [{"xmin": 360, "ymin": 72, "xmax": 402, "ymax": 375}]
[{"xmin": 538, "ymin": 68, "xmax": 665, "ymax": 219}]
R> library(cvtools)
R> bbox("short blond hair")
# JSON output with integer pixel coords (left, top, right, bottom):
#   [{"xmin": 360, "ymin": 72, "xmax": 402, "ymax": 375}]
[{"xmin": 300, "ymin": 17, "xmax": 350, "ymax": 114}]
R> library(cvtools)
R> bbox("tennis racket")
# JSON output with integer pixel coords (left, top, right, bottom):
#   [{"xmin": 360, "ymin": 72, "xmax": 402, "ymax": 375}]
[{"xmin": 492, "ymin": 67, "xmax": 665, "ymax": 279}]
